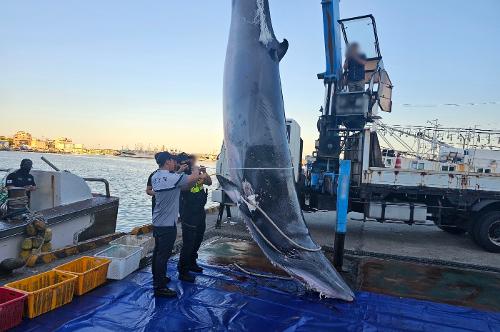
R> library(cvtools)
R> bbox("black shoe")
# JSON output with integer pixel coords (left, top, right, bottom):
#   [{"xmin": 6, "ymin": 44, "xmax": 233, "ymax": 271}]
[
  {"xmin": 189, "ymin": 264, "xmax": 203, "ymax": 273},
  {"xmin": 178, "ymin": 272, "xmax": 195, "ymax": 283},
  {"xmin": 154, "ymin": 287, "xmax": 177, "ymax": 298}
]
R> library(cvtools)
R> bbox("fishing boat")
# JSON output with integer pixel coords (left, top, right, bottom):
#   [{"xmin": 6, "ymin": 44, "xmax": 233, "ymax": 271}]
[{"xmin": 0, "ymin": 160, "xmax": 119, "ymax": 270}]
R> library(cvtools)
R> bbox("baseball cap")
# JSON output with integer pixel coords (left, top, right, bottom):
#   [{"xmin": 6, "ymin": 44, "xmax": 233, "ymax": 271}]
[
  {"xmin": 155, "ymin": 152, "xmax": 176, "ymax": 167},
  {"xmin": 20, "ymin": 159, "xmax": 33, "ymax": 170},
  {"xmin": 175, "ymin": 152, "xmax": 190, "ymax": 164}
]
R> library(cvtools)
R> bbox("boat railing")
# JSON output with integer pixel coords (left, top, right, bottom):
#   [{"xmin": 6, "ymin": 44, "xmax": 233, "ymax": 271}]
[{"xmin": 83, "ymin": 178, "xmax": 111, "ymax": 197}]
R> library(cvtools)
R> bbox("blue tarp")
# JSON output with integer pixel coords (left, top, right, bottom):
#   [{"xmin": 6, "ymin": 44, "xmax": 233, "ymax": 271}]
[{"xmin": 13, "ymin": 260, "xmax": 500, "ymax": 331}]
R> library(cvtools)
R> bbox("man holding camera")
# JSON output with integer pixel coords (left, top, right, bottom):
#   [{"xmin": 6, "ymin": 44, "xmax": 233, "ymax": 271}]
[
  {"xmin": 178, "ymin": 154, "xmax": 212, "ymax": 282},
  {"xmin": 150, "ymin": 152, "xmax": 203, "ymax": 298}
]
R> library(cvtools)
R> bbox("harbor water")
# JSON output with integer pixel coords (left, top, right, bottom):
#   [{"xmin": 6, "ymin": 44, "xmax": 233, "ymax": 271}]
[{"xmin": 0, "ymin": 151, "xmax": 219, "ymax": 232}]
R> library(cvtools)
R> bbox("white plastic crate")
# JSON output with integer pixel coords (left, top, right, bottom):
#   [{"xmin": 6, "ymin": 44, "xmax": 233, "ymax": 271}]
[
  {"xmin": 110, "ymin": 235, "xmax": 154, "ymax": 259},
  {"xmin": 95, "ymin": 245, "xmax": 142, "ymax": 280}
]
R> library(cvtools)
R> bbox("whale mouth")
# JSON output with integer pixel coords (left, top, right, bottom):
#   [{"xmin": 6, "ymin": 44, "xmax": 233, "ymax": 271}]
[{"xmin": 288, "ymin": 267, "xmax": 355, "ymax": 302}]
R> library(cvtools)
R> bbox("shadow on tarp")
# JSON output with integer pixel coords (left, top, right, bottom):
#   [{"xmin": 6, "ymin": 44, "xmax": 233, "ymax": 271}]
[{"xmin": 13, "ymin": 260, "xmax": 500, "ymax": 332}]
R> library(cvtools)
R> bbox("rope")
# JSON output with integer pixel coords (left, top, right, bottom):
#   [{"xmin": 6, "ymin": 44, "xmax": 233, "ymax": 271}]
[
  {"xmin": 233, "ymin": 263, "xmax": 292, "ymax": 280},
  {"xmin": 229, "ymin": 167, "xmax": 294, "ymax": 170},
  {"xmin": 240, "ymin": 196, "xmax": 322, "ymax": 252}
]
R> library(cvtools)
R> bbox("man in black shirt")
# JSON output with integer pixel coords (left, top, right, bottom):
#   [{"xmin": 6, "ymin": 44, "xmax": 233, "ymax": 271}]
[
  {"xmin": 5, "ymin": 159, "xmax": 36, "ymax": 198},
  {"xmin": 178, "ymin": 155, "xmax": 212, "ymax": 282},
  {"xmin": 343, "ymin": 42, "xmax": 367, "ymax": 92},
  {"xmin": 146, "ymin": 170, "xmax": 157, "ymax": 214}
]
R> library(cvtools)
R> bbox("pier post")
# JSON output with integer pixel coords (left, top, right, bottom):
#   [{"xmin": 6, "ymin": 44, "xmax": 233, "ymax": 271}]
[{"xmin": 333, "ymin": 159, "xmax": 351, "ymax": 270}]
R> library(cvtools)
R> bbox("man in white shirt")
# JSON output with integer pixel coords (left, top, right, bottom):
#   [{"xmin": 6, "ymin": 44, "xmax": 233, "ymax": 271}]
[{"xmin": 150, "ymin": 152, "xmax": 202, "ymax": 298}]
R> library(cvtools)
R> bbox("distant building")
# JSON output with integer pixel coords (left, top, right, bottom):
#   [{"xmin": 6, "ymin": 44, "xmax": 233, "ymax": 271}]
[
  {"xmin": 0, "ymin": 140, "xmax": 9, "ymax": 150},
  {"xmin": 12, "ymin": 131, "xmax": 32, "ymax": 148},
  {"xmin": 54, "ymin": 137, "xmax": 73, "ymax": 152},
  {"xmin": 30, "ymin": 138, "xmax": 48, "ymax": 151},
  {"xmin": 73, "ymin": 143, "xmax": 84, "ymax": 154}
]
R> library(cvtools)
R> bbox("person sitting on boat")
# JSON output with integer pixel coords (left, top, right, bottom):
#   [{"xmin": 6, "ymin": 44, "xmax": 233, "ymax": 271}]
[
  {"xmin": 150, "ymin": 152, "xmax": 203, "ymax": 298},
  {"xmin": 343, "ymin": 42, "xmax": 367, "ymax": 92},
  {"xmin": 5, "ymin": 159, "xmax": 36, "ymax": 199},
  {"xmin": 178, "ymin": 154, "xmax": 212, "ymax": 282}
]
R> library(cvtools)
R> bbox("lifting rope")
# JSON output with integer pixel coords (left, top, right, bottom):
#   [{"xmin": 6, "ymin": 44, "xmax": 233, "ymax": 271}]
[
  {"xmin": 233, "ymin": 263, "xmax": 292, "ymax": 280},
  {"xmin": 239, "ymin": 196, "xmax": 322, "ymax": 252}
]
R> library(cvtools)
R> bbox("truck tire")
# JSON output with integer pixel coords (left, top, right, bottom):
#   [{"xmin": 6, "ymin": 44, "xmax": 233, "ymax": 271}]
[{"xmin": 472, "ymin": 211, "xmax": 500, "ymax": 253}]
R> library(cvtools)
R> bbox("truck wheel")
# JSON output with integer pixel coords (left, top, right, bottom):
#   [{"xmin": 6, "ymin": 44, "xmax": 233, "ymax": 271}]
[
  {"xmin": 437, "ymin": 225, "xmax": 467, "ymax": 235},
  {"xmin": 472, "ymin": 211, "xmax": 500, "ymax": 253}
]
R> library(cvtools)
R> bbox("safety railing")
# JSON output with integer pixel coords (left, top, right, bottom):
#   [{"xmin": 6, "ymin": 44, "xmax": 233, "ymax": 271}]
[{"xmin": 83, "ymin": 178, "xmax": 111, "ymax": 197}]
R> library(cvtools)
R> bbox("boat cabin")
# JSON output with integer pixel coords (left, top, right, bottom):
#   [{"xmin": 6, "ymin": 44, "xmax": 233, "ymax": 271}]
[{"xmin": 0, "ymin": 168, "xmax": 119, "ymax": 264}]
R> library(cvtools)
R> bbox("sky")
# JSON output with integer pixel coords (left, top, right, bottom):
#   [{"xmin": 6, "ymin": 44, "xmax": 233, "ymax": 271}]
[{"xmin": 1, "ymin": 0, "xmax": 499, "ymax": 154}]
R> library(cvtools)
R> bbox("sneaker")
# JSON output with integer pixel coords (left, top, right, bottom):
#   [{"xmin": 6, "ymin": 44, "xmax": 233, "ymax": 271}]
[
  {"xmin": 154, "ymin": 287, "xmax": 177, "ymax": 298},
  {"xmin": 178, "ymin": 272, "xmax": 195, "ymax": 283},
  {"xmin": 189, "ymin": 264, "xmax": 203, "ymax": 273}
]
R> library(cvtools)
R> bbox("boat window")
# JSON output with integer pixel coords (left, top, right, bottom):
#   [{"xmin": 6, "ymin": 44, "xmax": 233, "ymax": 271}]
[{"xmin": 417, "ymin": 163, "xmax": 425, "ymax": 170}]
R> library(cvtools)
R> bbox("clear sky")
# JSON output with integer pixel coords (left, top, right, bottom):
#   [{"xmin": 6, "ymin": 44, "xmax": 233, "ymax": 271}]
[{"xmin": 1, "ymin": 0, "xmax": 499, "ymax": 154}]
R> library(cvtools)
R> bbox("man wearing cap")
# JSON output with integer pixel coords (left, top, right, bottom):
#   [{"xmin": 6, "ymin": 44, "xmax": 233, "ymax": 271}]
[
  {"xmin": 5, "ymin": 159, "xmax": 36, "ymax": 199},
  {"xmin": 150, "ymin": 152, "xmax": 202, "ymax": 298}
]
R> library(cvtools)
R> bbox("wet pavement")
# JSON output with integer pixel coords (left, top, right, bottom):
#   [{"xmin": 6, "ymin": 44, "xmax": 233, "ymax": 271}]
[
  {"xmin": 212, "ymin": 207, "xmax": 500, "ymax": 270},
  {"xmin": 197, "ymin": 237, "xmax": 500, "ymax": 312}
]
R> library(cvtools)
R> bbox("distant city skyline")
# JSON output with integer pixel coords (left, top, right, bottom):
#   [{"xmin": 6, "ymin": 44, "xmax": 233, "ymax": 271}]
[
  {"xmin": 0, "ymin": 129, "xmax": 217, "ymax": 155},
  {"xmin": 1, "ymin": 1, "xmax": 499, "ymax": 154}
]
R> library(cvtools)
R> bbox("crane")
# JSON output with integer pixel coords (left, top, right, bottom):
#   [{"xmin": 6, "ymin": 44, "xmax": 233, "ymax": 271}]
[{"xmin": 305, "ymin": 0, "xmax": 393, "ymax": 208}]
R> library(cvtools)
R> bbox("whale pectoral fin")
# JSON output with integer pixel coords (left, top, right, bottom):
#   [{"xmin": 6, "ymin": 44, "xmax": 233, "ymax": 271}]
[
  {"xmin": 277, "ymin": 39, "xmax": 288, "ymax": 61},
  {"xmin": 268, "ymin": 39, "xmax": 289, "ymax": 62},
  {"xmin": 216, "ymin": 175, "xmax": 241, "ymax": 204}
]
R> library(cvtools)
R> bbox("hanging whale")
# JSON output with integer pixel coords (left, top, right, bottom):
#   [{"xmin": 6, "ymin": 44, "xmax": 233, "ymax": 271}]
[{"xmin": 218, "ymin": 0, "xmax": 354, "ymax": 301}]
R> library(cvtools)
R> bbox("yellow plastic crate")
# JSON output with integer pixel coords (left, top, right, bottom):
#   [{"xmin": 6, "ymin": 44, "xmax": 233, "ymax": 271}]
[
  {"xmin": 5, "ymin": 270, "xmax": 77, "ymax": 319},
  {"xmin": 54, "ymin": 256, "xmax": 111, "ymax": 296}
]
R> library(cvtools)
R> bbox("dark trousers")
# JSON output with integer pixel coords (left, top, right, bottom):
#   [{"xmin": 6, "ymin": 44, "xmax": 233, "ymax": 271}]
[
  {"xmin": 216, "ymin": 203, "xmax": 232, "ymax": 225},
  {"xmin": 152, "ymin": 226, "xmax": 177, "ymax": 289},
  {"xmin": 178, "ymin": 212, "xmax": 206, "ymax": 273}
]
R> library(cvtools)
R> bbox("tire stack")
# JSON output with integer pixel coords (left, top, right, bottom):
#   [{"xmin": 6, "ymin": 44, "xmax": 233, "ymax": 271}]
[{"xmin": 20, "ymin": 216, "xmax": 52, "ymax": 262}]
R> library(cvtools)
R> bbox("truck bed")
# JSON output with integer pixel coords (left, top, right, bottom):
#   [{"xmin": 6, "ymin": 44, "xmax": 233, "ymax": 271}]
[{"xmin": 363, "ymin": 167, "xmax": 500, "ymax": 192}]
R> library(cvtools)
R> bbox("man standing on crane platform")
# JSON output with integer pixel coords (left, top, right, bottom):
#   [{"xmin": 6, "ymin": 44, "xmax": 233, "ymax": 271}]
[{"xmin": 343, "ymin": 42, "xmax": 367, "ymax": 92}]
